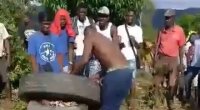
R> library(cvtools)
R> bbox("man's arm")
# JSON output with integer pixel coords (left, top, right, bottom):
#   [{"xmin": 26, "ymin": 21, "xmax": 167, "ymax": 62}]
[
  {"xmin": 111, "ymin": 25, "xmax": 120, "ymax": 47},
  {"xmin": 2, "ymin": 24, "xmax": 11, "ymax": 66},
  {"xmin": 30, "ymin": 56, "xmax": 38, "ymax": 73},
  {"xmin": 68, "ymin": 42, "xmax": 75, "ymax": 70},
  {"xmin": 57, "ymin": 53, "xmax": 63, "ymax": 70},
  {"xmin": 70, "ymin": 26, "xmax": 93, "ymax": 75},
  {"xmin": 178, "ymin": 28, "xmax": 186, "ymax": 72},
  {"xmin": 28, "ymin": 36, "xmax": 38, "ymax": 73},
  {"xmin": 130, "ymin": 36, "xmax": 140, "ymax": 49},
  {"xmin": 4, "ymin": 39, "xmax": 10, "ymax": 66}
]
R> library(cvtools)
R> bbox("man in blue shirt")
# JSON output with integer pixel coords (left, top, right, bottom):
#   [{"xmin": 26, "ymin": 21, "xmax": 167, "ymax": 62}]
[{"xmin": 28, "ymin": 13, "xmax": 61, "ymax": 73}]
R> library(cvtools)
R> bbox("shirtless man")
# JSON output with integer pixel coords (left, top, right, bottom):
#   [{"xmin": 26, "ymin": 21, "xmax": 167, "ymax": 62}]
[{"xmin": 70, "ymin": 25, "xmax": 133, "ymax": 110}]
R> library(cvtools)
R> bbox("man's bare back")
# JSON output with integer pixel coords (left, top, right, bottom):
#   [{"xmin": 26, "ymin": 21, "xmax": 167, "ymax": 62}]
[
  {"xmin": 71, "ymin": 25, "xmax": 128, "ymax": 74},
  {"xmin": 90, "ymin": 29, "xmax": 128, "ymax": 70}
]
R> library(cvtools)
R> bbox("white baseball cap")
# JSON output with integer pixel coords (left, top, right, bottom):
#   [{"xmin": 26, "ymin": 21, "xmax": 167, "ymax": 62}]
[{"xmin": 98, "ymin": 6, "xmax": 110, "ymax": 15}]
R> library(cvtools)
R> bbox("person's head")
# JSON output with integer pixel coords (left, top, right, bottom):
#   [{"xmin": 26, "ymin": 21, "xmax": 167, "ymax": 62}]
[
  {"xmin": 76, "ymin": 3, "xmax": 88, "ymax": 22},
  {"xmin": 125, "ymin": 9, "xmax": 136, "ymax": 25},
  {"xmin": 97, "ymin": 6, "xmax": 110, "ymax": 28},
  {"xmin": 164, "ymin": 9, "xmax": 176, "ymax": 28},
  {"xmin": 60, "ymin": 15, "xmax": 67, "ymax": 29},
  {"xmin": 38, "ymin": 12, "xmax": 51, "ymax": 35},
  {"xmin": 189, "ymin": 34, "xmax": 199, "ymax": 44}
]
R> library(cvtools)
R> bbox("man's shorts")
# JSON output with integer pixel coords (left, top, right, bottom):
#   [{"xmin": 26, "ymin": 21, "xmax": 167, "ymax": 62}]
[
  {"xmin": 128, "ymin": 59, "xmax": 137, "ymax": 79},
  {"xmin": 154, "ymin": 54, "xmax": 178, "ymax": 76}
]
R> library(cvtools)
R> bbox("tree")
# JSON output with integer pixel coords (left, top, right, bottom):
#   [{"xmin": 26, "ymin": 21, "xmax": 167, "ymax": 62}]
[
  {"xmin": 177, "ymin": 14, "xmax": 200, "ymax": 36},
  {"xmin": 141, "ymin": 0, "xmax": 156, "ymax": 41},
  {"xmin": 42, "ymin": 0, "xmax": 145, "ymax": 25},
  {"xmin": 0, "ymin": 0, "xmax": 31, "ymax": 86}
]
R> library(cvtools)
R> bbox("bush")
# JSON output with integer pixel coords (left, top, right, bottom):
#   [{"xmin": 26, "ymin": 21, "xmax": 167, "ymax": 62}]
[
  {"xmin": 0, "ymin": 0, "xmax": 31, "ymax": 87},
  {"xmin": 43, "ymin": 0, "xmax": 145, "ymax": 26}
]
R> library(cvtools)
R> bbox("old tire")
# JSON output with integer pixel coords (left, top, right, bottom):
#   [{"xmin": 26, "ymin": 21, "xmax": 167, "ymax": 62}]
[
  {"xmin": 19, "ymin": 73, "xmax": 100, "ymax": 106},
  {"xmin": 27, "ymin": 101, "xmax": 88, "ymax": 110}
]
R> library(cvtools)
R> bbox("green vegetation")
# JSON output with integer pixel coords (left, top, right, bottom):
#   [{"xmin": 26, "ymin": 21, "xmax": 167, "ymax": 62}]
[
  {"xmin": 43, "ymin": 0, "xmax": 145, "ymax": 25},
  {"xmin": 177, "ymin": 14, "xmax": 200, "ymax": 36},
  {"xmin": 0, "ymin": 0, "xmax": 31, "ymax": 87}
]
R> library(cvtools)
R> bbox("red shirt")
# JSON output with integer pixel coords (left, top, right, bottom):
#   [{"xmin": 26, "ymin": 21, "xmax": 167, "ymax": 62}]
[{"xmin": 157, "ymin": 25, "xmax": 186, "ymax": 57}]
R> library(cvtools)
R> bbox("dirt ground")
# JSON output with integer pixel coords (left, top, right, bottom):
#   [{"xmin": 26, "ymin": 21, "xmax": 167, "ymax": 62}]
[
  {"xmin": 0, "ymin": 72, "xmax": 199, "ymax": 110},
  {"xmin": 0, "ymin": 99, "xmax": 14, "ymax": 110}
]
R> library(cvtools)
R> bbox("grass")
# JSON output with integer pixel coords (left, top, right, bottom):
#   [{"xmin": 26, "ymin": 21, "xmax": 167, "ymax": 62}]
[{"xmin": 0, "ymin": 71, "xmax": 195, "ymax": 110}]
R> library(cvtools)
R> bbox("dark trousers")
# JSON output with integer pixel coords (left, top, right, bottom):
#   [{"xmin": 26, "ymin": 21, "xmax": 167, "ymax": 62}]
[
  {"xmin": 184, "ymin": 66, "xmax": 200, "ymax": 100},
  {"xmin": 0, "ymin": 57, "xmax": 8, "ymax": 93},
  {"xmin": 101, "ymin": 68, "xmax": 132, "ymax": 110},
  {"xmin": 0, "ymin": 57, "xmax": 10, "ymax": 97}
]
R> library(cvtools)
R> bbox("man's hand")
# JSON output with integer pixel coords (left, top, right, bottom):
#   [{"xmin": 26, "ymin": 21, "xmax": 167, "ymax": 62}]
[
  {"xmin": 89, "ymin": 74, "xmax": 102, "ymax": 86},
  {"xmin": 178, "ymin": 64, "xmax": 185, "ymax": 73},
  {"xmin": 130, "ymin": 36, "xmax": 140, "ymax": 49},
  {"xmin": 68, "ymin": 64, "xmax": 72, "ymax": 73}
]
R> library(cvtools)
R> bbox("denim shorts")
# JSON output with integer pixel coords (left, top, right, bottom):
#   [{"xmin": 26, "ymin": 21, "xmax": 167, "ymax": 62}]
[{"xmin": 127, "ymin": 59, "xmax": 137, "ymax": 79}]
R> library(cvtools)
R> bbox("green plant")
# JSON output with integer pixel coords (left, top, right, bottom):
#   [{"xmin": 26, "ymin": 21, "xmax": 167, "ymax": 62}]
[
  {"xmin": 12, "ymin": 99, "xmax": 27, "ymax": 110},
  {"xmin": 42, "ymin": 0, "xmax": 146, "ymax": 25},
  {"xmin": 177, "ymin": 14, "xmax": 200, "ymax": 35},
  {"xmin": 0, "ymin": 0, "xmax": 31, "ymax": 87}
]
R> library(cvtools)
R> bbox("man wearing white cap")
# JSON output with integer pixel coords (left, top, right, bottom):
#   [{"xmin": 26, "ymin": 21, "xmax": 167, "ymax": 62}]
[
  {"xmin": 96, "ymin": 6, "xmax": 119, "ymax": 45},
  {"xmin": 85, "ymin": 6, "xmax": 120, "ymax": 78}
]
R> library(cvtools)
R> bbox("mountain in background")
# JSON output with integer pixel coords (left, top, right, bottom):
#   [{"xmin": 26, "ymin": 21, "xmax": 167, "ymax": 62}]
[{"xmin": 152, "ymin": 8, "xmax": 200, "ymax": 29}]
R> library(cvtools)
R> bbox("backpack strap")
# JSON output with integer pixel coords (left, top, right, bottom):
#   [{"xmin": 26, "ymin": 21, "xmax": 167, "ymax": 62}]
[
  {"xmin": 88, "ymin": 17, "xmax": 94, "ymax": 25},
  {"xmin": 71, "ymin": 16, "xmax": 79, "ymax": 35}
]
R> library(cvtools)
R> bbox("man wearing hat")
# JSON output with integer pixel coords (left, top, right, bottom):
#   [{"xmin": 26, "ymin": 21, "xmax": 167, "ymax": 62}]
[
  {"xmin": 153, "ymin": 9, "xmax": 186, "ymax": 109},
  {"xmin": 85, "ymin": 6, "xmax": 120, "ymax": 77},
  {"xmin": 95, "ymin": 6, "xmax": 119, "ymax": 45}
]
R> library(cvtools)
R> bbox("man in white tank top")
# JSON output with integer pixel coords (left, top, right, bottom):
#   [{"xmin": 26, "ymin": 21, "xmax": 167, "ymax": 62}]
[
  {"xmin": 86, "ymin": 6, "xmax": 120, "ymax": 77},
  {"xmin": 95, "ymin": 6, "xmax": 119, "ymax": 45}
]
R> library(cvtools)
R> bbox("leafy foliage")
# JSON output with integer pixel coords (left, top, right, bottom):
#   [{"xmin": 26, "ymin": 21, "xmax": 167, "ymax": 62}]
[
  {"xmin": 177, "ymin": 14, "xmax": 200, "ymax": 35},
  {"xmin": 42, "ymin": 0, "xmax": 145, "ymax": 25},
  {"xmin": 0, "ymin": 0, "xmax": 31, "ymax": 86}
]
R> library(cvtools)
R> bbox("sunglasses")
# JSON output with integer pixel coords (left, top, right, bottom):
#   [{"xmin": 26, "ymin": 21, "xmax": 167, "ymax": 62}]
[{"xmin": 165, "ymin": 16, "xmax": 173, "ymax": 20}]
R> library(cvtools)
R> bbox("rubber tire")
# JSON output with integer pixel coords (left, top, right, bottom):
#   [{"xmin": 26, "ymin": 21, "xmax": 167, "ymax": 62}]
[{"xmin": 19, "ymin": 73, "xmax": 100, "ymax": 106}]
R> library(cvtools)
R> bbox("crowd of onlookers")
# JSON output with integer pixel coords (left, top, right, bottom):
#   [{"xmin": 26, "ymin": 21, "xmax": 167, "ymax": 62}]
[{"xmin": 1, "ymin": 2, "xmax": 200, "ymax": 110}]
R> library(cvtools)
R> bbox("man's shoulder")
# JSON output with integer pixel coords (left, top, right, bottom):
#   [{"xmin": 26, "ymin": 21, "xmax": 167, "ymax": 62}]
[
  {"xmin": 132, "ymin": 24, "xmax": 142, "ymax": 31},
  {"xmin": 117, "ymin": 24, "xmax": 125, "ymax": 29},
  {"xmin": 29, "ymin": 31, "xmax": 42, "ymax": 40},
  {"xmin": 174, "ymin": 25, "xmax": 184, "ymax": 31}
]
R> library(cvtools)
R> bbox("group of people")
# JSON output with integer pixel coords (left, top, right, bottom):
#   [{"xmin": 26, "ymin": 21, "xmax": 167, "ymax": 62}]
[
  {"xmin": 20, "ymin": 3, "xmax": 143, "ymax": 110},
  {"xmin": 1, "ymin": 2, "xmax": 200, "ymax": 110}
]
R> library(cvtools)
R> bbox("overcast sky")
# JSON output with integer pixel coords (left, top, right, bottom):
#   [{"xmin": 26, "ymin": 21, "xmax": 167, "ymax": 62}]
[{"xmin": 152, "ymin": 0, "xmax": 200, "ymax": 9}]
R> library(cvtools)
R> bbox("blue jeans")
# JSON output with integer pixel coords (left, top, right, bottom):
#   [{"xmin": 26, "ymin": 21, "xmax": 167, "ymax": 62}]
[
  {"xmin": 184, "ymin": 66, "xmax": 200, "ymax": 99},
  {"xmin": 128, "ymin": 59, "xmax": 137, "ymax": 79},
  {"xmin": 101, "ymin": 68, "xmax": 133, "ymax": 110}
]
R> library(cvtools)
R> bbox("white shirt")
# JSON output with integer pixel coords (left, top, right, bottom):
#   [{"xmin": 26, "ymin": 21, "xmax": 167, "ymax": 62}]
[
  {"xmin": 191, "ymin": 39, "xmax": 200, "ymax": 67},
  {"xmin": 75, "ymin": 17, "xmax": 91, "ymax": 56},
  {"xmin": 118, "ymin": 24, "xmax": 143, "ymax": 60},
  {"xmin": 0, "ymin": 23, "xmax": 11, "ymax": 57},
  {"xmin": 96, "ymin": 22, "xmax": 112, "ymax": 40}
]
